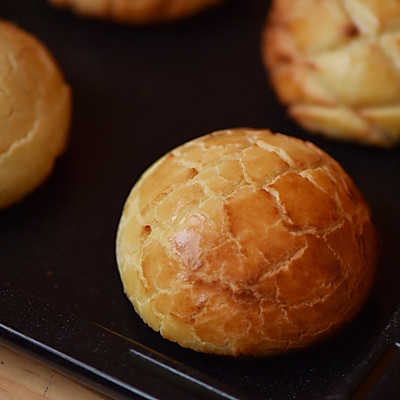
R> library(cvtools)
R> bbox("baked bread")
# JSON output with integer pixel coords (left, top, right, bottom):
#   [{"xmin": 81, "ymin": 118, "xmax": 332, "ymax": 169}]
[
  {"xmin": 48, "ymin": 0, "xmax": 224, "ymax": 24},
  {"xmin": 0, "ymin": 20, "xmax": 71, "ymax": 209},
  {"xmin": 116, "ymin": 128, "xmax": 378, "ymax": 357},
  {"xmin": 262, "ymin": 0, "xmax": 400, "ymax": 148}
]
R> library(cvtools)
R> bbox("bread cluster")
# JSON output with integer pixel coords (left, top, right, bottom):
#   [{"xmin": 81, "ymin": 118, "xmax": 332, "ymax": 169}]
[
  {"xmin": 48, "ymin": 0, "xmax": 224, "ymax": 24},
  {"xmin": 1, "ymin": 0, "xmax": 381, "ymax": 358},
  {"xmin": 0, "ymin": 20, "xmax": 71, "ymax": 209},
  {"xmin": 262, "ymin": 0, "xmax": 400, "ymax": 147},
  {"xmin": 116, "ymin": 128, "xmax": 378, "ymax": 357}
]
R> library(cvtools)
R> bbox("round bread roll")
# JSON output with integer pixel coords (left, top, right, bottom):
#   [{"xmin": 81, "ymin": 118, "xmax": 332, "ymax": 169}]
[
  {"xmin": 116, "ymin": 128, "xmax": 378, "ymax": 357},
  {"xmin": 48, "ymin": 0, "xmax": 224, "ymax": 24},
  {"xmin": 0, "ymin": 20, "xmax": 71, "ymax": 209},
  {"xmin": 262, "ymin": 0, "xmax": 400, "ymax": 148}
]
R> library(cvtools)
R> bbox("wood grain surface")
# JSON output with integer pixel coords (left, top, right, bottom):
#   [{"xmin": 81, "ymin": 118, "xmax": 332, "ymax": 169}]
[{"xmin": 0, "ymin": 345, "xmax": 110, "ymax": 400}]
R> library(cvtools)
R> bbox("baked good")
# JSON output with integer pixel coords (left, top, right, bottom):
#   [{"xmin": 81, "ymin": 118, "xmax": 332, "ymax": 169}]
[
  {"xmin": 0, "ymin": 20, "xmax": 71, "ymax": 209},
  {"xmin": 116, "ymin": 128, "xmax": 378, "ymax": 357},
  {"xmin": 262, "ymin": 0, "xmax": 400, "ymax": 148},
  {"xmin": 48, "ymin": 0, "xmax": 224, "ymax": 24}
]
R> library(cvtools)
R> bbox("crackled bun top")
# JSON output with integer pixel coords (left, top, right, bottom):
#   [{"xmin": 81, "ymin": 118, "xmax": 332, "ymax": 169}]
[
  {"xmin": 48, "ymin": 0, "xmax": 224, "ymax": 24},
  {"xmin": 262, "ymin": 0, "xmax": 400, "ymax": 147},
  {"xmin": 0, "ymin": 20, "xmax": 71, "ymax": 209},
  {"xmin": 116, "ymin": 128, "xmax": 378, "ymax": 357}
]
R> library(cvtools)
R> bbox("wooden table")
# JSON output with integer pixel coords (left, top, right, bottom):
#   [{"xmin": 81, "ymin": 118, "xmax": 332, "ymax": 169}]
[{"xmin": 0, "ymin": 344, "xmax": 110, "ymax": 400}]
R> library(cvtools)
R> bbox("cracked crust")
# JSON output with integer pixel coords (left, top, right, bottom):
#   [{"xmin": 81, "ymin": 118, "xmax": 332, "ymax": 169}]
[
  {"xmin": 116, "ymin": 128, "xmax": 378, "ymax": 357},
  {"xmin": 48, "ymin": 0, "xmax": 225, "ymax": 24},
  {"xmin": 0, "ymin": 20, "xmax": 71, "ymax": 209},
  {"xmin": 262, "ymin": 0, "xmax": 400, "ymax": 147}
]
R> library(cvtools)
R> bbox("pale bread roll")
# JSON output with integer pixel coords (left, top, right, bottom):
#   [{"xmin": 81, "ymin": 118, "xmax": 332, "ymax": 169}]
[
  {"xmin": 0, "ymin": 20, "xmax": 71, "ymax": 209},
  {"xmin": 116, "ymin": 128, "xmax": 378, "ymax": 357},
  {"xmin": 48, "ymin": 0, "xmax": 224, "ymax": 24},
  {"xmin": 262, "ymin": 0, "xmax": 400, "ymax": 147}
]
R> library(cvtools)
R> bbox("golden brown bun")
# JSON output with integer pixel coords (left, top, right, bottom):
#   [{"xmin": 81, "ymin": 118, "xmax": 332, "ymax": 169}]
[
  {"xmin": 262, "ymin": 0, "xmax": 400, "ymax": 148},
  {"xmin": 116, "ymin": 128, "xmax": 378, "ymax": 357},
  {"xmin": 0, "ymin": 20, "xmax": 71, "ymax": 209},
  {"xmin": 48, "ymin": 0, "xmax": 224, "ymax": 24}
]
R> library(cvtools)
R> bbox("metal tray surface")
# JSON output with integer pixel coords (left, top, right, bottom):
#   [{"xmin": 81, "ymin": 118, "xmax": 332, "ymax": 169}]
[{"xmin": 1, "ymin": 1, "xmax": 400, "ymax": 399}]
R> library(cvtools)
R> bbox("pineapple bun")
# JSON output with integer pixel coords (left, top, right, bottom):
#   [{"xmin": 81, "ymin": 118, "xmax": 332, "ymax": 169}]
[
  {"xmin": 116, "ymin": 128, "xmax": 378, "ymax": 357},
  {"xmin": 263, "ymin": 0, "xmax": 400, "ymax": 147}
]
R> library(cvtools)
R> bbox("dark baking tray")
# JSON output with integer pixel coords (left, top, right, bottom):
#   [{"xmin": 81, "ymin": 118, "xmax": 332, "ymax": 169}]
[{"xmin": 1, "ymin": 1, "xmax": 400, "ymax": 399}]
